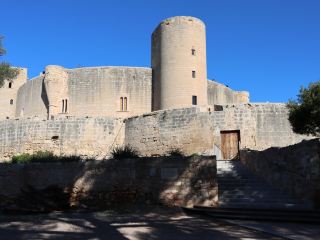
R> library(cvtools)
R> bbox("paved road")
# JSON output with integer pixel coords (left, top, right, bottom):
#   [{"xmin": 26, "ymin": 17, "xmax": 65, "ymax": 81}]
[{"xmin": 0, "ymin": 207, "xmax": 317, "ymax": 240}]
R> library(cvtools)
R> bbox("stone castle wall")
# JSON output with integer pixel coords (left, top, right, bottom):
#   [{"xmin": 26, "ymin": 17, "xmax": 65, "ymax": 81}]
[
  {"xmin": 11, "ymin": 66, "xmax": 152, "ymax": 120},
  {"xmin": 0, "ymin": 104, "xmax": 309, "ymax": 161},
  {"xmin": 67, "ymin": 66, "xmax": 152, "ymax": 118},
  {"xmin": 15, "ymin": 75, "xmax": 48, "ymax": 119},
  {"xmin": 124, "ymin": 107, "xmax": 213, "ymax": 156},
  {"xmin": 0, "ymin": 117, "xmax": 124, "ymax": 160},
  {"xmin": 0, "ymin": 69, "xmax": 27, "ymax": 120},
  {"xmin": 211, "ymin": 103, "xmax": 309, "ymax": 158},
  {"xmin": 207, "ymin": 80, "xmax": 249, "ymax": 105}
]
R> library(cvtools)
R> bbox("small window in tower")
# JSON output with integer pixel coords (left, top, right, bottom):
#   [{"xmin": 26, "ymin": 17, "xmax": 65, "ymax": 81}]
[
  {"xmin": 124, "ymin": 97, "xmax": 127, "ymax": 111},
  {"xmin": 62, "ymin": 100, "xmax": 64, "ymax": 113},
  {"xmin": 8, "ymin": 82, "xmax": 12, "ymax": 88},
  {"xmin": 10, "ymin": 99, "xmax": 13, "ymax": 105},
  {"xmin": 120, "ymin": 97, "xmax": 123, "ymax": 111},
  {"xmin": 191, "ymin": 48, "xmax": 196, "ymax": 56},
  {"xmin": 192, "ymin": 96, "xmax": 197, "ymax": 105},
  {"xmin": 65, "ymin": 99, "xmax": 68, "ymax": 113},
  {"xmin": 192, "ymin": 71, "xmax": 196, "ymax": 78}
]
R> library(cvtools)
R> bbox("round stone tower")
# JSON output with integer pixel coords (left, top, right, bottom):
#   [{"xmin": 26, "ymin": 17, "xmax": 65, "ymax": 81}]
[{"xmin": 151, "ymin": 16, "xmax": 208, "ymax": 111}]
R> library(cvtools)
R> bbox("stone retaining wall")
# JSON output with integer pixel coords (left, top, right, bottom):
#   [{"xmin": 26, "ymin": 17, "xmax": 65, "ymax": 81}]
[
  {"xmin": 0, "ymin": 155, "xmax": 217, "ymax": 210},
  {"xmin": 241, "ymin": 139, "xmax": 320, "ymax": 207}
]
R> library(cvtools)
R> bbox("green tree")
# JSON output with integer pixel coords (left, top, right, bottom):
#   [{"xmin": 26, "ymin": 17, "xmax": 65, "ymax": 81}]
[
  {"xmin": 287, "ymin": 81, "xmax": 320, "ymax": 137},
  {"xmin": 0, "ymin": 36, "xmax": 19, "ymax": 87}
]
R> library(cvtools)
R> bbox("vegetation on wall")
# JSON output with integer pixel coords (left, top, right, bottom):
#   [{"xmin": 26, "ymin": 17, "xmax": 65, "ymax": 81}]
[
  {"xmin": 287, "ymin": 80, "xmax": 320, "ymax": 137},
  {"xmin": 110, "ymin": 145, "xmax": 139, "ymax": 159},
  {"xmin": 0, "ymin": 36, "xmax": 19, "ymax": 87},
  {"xmin": 9, "ymin": 151, "xmax": 83, "ymax": 164}
]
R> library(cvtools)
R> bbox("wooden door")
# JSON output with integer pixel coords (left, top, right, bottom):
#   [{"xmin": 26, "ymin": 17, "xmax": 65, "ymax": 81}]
[{"xmin": 221, "ymin": 130, "xmax": 240, "ymax": 160}]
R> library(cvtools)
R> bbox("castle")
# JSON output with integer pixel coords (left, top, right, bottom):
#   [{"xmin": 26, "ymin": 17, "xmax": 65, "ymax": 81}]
[
  {"xmin": 1, "ymin": 16, "xmax": 248, "ymax": 120},
  {"xmin": 0, "ymin": 16, "xmax": 308, "ymax": 160}
]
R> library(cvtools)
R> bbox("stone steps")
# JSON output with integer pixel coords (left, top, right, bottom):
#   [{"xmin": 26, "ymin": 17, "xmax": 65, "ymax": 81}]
[{"xmin": 217, "ymin": 160, "xmax": 312, "ymax": 209}]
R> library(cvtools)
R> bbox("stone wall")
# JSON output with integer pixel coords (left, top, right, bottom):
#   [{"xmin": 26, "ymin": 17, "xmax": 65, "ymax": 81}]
[
  {"xmin": 207, "ymin": 80, "xmax": 249, "ymax": 105},
  {"xmin": 211, "ymin": 103, "xmax": 309, "ymax": 158},
  {"xmin": 0, "ymin": 68, "xmax": 27, "ymax": 120},
  {"xmin": 240, "ymin": 139, "xmax": 320, "ymax": 207},
  {"xmin": 67, "ymin": 66, "xmax": 152, "ymax": 118},
  {"xmin": 16, "ymin": 75, "xmax": 48, "ymax": 119},
  {"xmin": 0, "ymin": 117, "xmax": 124, "ymax": 160},
  {"xmin": 0, "ymin": 156, "xmax": 217, "ymax": 210},
  {"xmin": 125, "ymin": 107, "xmax": 214, "ymax": 156},
  {"xmin": 0, "ymin": 105, "xmax": 311, "ymax": 161}
]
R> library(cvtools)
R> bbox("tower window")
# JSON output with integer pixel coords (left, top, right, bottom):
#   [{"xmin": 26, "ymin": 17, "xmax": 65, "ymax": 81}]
[
  {"xmin": 120, "ymin": 97, "xmax": 123, "ymax": 111},
  {"xmin": 191, "ymin": 48, "xmax": 196, "ymax": 56},
  {"xmin": 192, "ymin": 96, "xmax": 197, "ymax": 105},
  {"xmin": 61, "ymin": 99, "xmax": 68, "ymax": 113},
  {"xmin": 10, "ymin": 99, "xmax": 13, "ymax": 105},
  {"xmin": 124, "ymin": 97, "xmax": 127, "ymax": 111},
  {"xmin": 8, "ymin": 82, "xmax": 12, "ymax": 88},
  {"xmin": 120, "ymin": 97, "xmax": 128, "ymax": 111},
  {"xmin": 192, "ymin": 71, "xmax": 196, "ymax": 78}
]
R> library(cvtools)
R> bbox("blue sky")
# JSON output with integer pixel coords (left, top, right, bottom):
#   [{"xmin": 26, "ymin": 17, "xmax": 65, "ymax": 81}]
[{"xmin": 1, "ymin": 0, "xmax": 320, "ymax": 102}]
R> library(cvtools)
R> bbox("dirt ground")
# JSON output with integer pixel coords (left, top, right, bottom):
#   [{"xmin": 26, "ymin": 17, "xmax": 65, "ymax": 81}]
[{"xmin": 0, "ymin": 207, "xmax": 318, "ymax": 240}]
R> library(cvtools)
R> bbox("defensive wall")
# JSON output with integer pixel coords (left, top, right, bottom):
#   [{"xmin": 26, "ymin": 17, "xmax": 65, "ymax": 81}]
[
  {"xmin": 0, "ymin": 117, "xmax": 124, "ymax": 160},
  {"xmin": 0, "ymin": 67, "xmax": 248, "ymax": 121},
  {"xmin": 0, "ymin": 155, "xmax": 217, "ymax": 209},
  {"xmin": 0, "ymin": 104, "xmax": 308, "ymax": 161}
]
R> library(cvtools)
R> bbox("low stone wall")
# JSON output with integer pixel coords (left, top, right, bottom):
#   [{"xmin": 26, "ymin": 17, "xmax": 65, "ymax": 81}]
[
  {"xmin": 241, "ymin": 139, "xmax": 320, "ymax": 207},
  {"xmin": 125, "ymin": 107, "xmax": 213, "ymax": 156},
  {"xmin": 0, "ymin": 117, "xmax": 124, "ymax": 160},
  {"xmin": 0, "ymin": 155, "xmax": 217, "ymax": 211}
]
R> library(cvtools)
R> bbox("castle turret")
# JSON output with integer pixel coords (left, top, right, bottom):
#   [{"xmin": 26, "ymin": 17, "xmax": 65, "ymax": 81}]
[
  {"xmin": 43, "ymin": 65, "xmax": 69, "ymax": 118},
  {"xmin": 151, "ymin": 16, "xmax": 208, "ymax": 111}
]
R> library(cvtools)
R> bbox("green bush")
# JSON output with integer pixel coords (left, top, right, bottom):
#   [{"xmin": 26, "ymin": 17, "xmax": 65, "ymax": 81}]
[
  {"xmin": 111, "ymin": 145, "xmax": 139, "ymax": 159},
  {"xmin": 167, "ymin": 148, "xmax": 185, "ymax": 157},
  {"xmin": 9, "ymin": 151, "xmax": 83, "ymax": 164},
  {"xmin": 11, "ymin": 153, "xmax": 32, "ymax": 163}
]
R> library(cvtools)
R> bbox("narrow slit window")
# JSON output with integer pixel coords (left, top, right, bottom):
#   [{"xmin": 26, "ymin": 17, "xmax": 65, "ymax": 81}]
[
  {"xmin": 124, "ymin": 97, "xmax": 127, "ymax": 111},
  {"xmin": 120, "ymin": 97, "xmax": 123, "ymax": 111},
  {"xmin": 8, "ymin": 82, "xmax": 12, "ymax": 88},
  {"xmin": 191, "ymin": 48, "xmax": 196, "ymax": 56},
  {"xmin": 192, "ymin": 71, "xmax": 196, "ymax": 78},
  {"xmin": 10, "ymin": 99, "xmax": 13, "ymax": 105},
  {"xmin": 65, "ymin": 99, "xmax": 68, "ymax": 113},
  {"xmin": 62, "ymin": 100, "xmax": 64, "ymax": 113},
  {"xmin": 192, "ymin": 96, "xmax": 197, "ymax": 105}
]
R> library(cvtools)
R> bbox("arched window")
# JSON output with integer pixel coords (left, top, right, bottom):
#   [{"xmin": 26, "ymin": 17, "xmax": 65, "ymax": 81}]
[
  {"xmin": 120, "ymin": 97, "xmax": 123, "ymax": 111},
  {"xmin": 8, "ymin": 82, "xmax": 12, "ymax": 88},
  {"xmin": 124, "ymin": 97, "xmax": 127, "ymax": 111},
  {"xmin": 10, "ymin": 99, "xmax": 13, "ymax": 105}
]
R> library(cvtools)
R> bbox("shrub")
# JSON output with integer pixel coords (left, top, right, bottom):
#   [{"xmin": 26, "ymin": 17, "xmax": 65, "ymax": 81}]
[
  {"xmin": 11, "ymin": 153, "xmax": 32, "ymax": 163},
  {"xmin": 167, "ymin": 148, "xmax": 185, "ymax": 157},
  {"xmin": 10, "ymin": 151, "xmax": 84, "ymax": 164},
  {"xmin": 111, "ymin": 145, "xmax": 139, "ymax": 159}
]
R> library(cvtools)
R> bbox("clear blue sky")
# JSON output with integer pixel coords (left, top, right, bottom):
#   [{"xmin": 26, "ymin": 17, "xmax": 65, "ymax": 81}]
[{"xmin": 1, "ymin": 0, "xmax": 320, "ymax": 102}]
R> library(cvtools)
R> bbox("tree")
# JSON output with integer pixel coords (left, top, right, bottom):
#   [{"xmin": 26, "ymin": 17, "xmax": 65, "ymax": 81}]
[
  {"xmin": 287, "ymin": 81, "xmax": 320, "ymax": 137},
  {"xmin": 0, "ymin": 36, "xmax": 19, "ymax": 87}
]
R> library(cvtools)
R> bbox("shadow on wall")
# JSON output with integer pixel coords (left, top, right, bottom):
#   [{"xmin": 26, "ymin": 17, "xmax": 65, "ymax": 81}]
[
  {"xmin": 0, "ymin": 155, "xmax": 217, "ymax": 213},
  {"xmin": 240, "ymin": 138, "xmax": 320, "ymax": 208},
  {"xmin": 41, "ymin": 79, "xmax": 49, "ymax": 118}
]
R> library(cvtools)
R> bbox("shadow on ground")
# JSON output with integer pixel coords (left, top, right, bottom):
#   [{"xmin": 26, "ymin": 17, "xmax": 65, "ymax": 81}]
[{"xmin": 0, "ymin": 207, "xmax": 296, "ymax": 240}]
